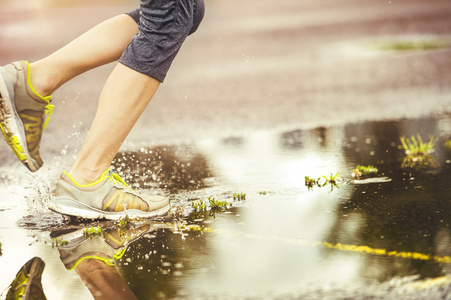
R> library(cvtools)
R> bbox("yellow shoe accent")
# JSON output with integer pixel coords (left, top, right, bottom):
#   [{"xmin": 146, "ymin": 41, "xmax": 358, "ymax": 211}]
[
  {"xmin": 24, "ymin": 61, "xmax": 54, "ymax": 131},
  {"xmin": 67, "ymin": 252, "xmax": 122, "ymax": 271},
  {"xmin": 24, "ymin": 61, "xmax": 52, "ymax": 103},
  {"xmin": 0, "ymin": 125, "xmax": 26, "ymax": 161},
  {"xmin": 8, "ymin": 135, "xmax": 27, "ymax": 161},
  {"xmin": 62, "ymin": 169, "xmax": 130, "ymax": 188},
  {"xmin": 103, "ymin": 189, "xmax": 147, "ymax": 212}
]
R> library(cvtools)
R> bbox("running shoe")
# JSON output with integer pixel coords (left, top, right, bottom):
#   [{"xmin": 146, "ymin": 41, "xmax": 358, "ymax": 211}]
[
  {"xmin": 49, "ymin": 169, "xmax": 170, "ymax": 220},
  {"xmin": 51, "ymin": 223, "xmax": 155, "ymax": 270},
  {"xmin": 5, "ymin": 257, "xmax": 47, "ymax": 300},
  {"xmin": 0, "ymin": 61, "xmax": 54, "ymax": 172}
]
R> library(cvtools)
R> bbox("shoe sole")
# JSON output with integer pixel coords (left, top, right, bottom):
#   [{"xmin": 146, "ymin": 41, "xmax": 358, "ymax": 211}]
[
  {"xmin": 0, "ymin": 67, "xmax": 39, "ymax": 172},
  {"xmin": 48, "ymin": 196, "xmax": 171, "ymax": 220}
]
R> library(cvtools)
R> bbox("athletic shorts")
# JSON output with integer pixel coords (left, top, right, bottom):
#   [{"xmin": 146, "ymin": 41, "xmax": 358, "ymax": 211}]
[{"xmin": 119, "ymin": 0, "xmax": 205, "ymax": 82}]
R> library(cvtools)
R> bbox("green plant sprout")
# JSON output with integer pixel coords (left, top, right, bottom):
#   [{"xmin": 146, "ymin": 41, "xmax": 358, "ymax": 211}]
[
  {"xmin": 191, "ymin": 199, "xmax": 208, "ymax": 220},
  {"xmin": 190, "ymin": 197, "xmax": 231, "ymax": 219},
  {"xmin": 353, "ymin": 165, "xmax": 378, "ymax": 179},
  {"xmin": 304, "ymin": 173, "xmax": 339, "ymax": 191},
  {"xmin": 209, "ymin": 197, "xmax": 230, "ymax": 215},
  {"xmin": 399, "ymin": 134, "xmax": 439, "ymax": 169},
  {"xmin": 233, "ymin": 192, "xmax": 246, "ymax": 201},
  {"xmin": 0, "ymin": 242, "xmax": 2, "ymax": 256},
  {"xmin": 191, "ymin": 199, "xmax": 207, "ymax": 212},
  {"xmin": 400, "ymin": 134, "xmax": 438, "ymax": 156},
  {"xmin": 322, "ymin": 172, "xmax": 339, "ymax": 191},
  {"xmin": 357, "ymin": 165, "xmax": 378, "ymax": 174},
  {"xmin": 51, "ymin": 238, "xmax": 68, "ymax": 248},
  {"xmin": 323, "ymin": 172, "xmax": 339, "ymax": 184},
  {"xmin": 304, "ymin": 176, "xmax": 321, "ymax": 190},
  {"xmin": 83, "ymin": 226, "xmax": 102, "ymax": 238}
]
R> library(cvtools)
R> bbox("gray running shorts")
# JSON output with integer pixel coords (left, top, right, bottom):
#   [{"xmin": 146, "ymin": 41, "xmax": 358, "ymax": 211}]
[{"xmin": 119, "ymin": 0, "xmax": 205, "ymax": 82}]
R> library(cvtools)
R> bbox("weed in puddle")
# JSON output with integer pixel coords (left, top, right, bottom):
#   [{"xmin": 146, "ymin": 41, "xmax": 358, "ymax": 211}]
[
  {"xmin": 304, "ymin": 173, "xmax": 339, "ymax": 191},
  {"xmin": 323, "ymin": 172, "xmax": 339, "ymax": 185},
  {"xmin": 190, "ymin": 196, "xmax": 234, "ymax": 219},
  {"xmin": 304, "ymin": 176, "xmax": 321, "ymax": 190},
  {"xmin": 233, "ymin": 192, "xmax": 246, "ymax": 201},
  {"xmin": 209, "ymin": 197, "xmax": 230, "ymax": 217},
  {"xmin": 322, "ymin": 172, "xmax": 340, "ymax": 191},
  {"xmin": 399, "ymin": 135, "xmax": 439, "ymax": 169},
  {"xmin": 352, "ymin": 165, "xmax": 378, "ymax": 179}
]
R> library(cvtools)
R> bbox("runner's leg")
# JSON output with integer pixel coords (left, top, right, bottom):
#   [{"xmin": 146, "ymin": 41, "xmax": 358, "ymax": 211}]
[
  {"xmin": 28, "ymin": 14, "xmax": 138, "ymax": 98},
  {"xmin": 67, "ymin": 0, "xmax": 199, "ymax": 184},
  {"xmin": 68, "ymin": 63, "xmax": 160, "ymax": 184}
]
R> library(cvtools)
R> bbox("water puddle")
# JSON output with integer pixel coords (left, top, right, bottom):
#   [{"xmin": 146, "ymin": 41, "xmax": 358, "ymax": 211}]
[{"xmin": 1, "ymin": 114, "xmax": 451, "ymax": 299}]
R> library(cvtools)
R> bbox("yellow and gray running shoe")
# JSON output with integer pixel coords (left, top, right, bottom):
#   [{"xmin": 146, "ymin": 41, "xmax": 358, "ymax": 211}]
[
  {"xmin": 49, "ymin": 169, "xmax": 170, "ymax": 220},
  {"xmin": 0, "ymin": 61, "xmax": 54, "ymax": 172},
  {"xmin": 5, "ymin": 257, "xmax": 47, "ymax": 300}
]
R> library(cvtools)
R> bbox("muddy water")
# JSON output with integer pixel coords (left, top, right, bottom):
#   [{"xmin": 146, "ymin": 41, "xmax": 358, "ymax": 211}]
[{"xmin": 1, "ymin": 114, "xmax": 450, "ymax": 299}]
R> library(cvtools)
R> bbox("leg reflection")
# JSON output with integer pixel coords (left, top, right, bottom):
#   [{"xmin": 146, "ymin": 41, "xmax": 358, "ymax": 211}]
[{"xmin": 75, "ymin": 258, "xmax": 137, "ymax": 300}]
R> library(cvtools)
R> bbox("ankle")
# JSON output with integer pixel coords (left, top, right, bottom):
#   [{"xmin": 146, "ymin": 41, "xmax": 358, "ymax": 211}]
[
  {"xmin": 27, "ymin": 61, "xmax": 57, "ymax": 98},
  {"xmin": 68, "ymin": 167, "xmax": 103, "ymax": 185}
]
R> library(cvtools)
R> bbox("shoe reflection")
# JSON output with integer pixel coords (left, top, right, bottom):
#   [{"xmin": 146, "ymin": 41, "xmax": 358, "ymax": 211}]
[{"xmin": 51, "ymin": 221, "xmax": 170, "ymax": 300}]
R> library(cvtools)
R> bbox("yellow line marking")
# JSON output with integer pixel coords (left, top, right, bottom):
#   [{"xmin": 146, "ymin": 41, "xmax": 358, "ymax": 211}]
[
  {"xmin": 178, "ymin": 224, "xmax": 451, "ymax": 264},
  {"xmin": 320, "ymin": 242, "xmax": 451, "ymax": 264}
]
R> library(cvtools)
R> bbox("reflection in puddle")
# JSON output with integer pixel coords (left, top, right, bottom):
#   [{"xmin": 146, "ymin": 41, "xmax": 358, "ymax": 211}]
[
  {"xmin": 48, "ymin": 221, "xmax": 187, "ymax": 300},
  {"xmin": 2, "ymin": 115, "xmax": 451, "ymax": 299}
]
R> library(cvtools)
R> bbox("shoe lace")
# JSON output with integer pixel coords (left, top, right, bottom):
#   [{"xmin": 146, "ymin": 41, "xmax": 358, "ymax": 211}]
[
  {"xmin": 43, "ymin": 103, "xmax": 54, "ymax": 131},
  {"xmin": 108, "ymin": 169, "xmax": 134, "ymax": 191}
]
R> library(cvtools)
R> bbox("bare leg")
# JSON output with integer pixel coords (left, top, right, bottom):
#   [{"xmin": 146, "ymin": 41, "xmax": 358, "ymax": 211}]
[
  {"xmin": 21, "ymin": 13, "xmax": 156, "ymax": 184},
  {"xmin": 75, "ymin": 259, "xmax": 138, "ymax": 300},
  {"xmin": 69, "ymin": 63, "xmax": 160, "ymax": 184},
  {"xmin": 28, "ymin": 14, "xmax": 138, "ymax": 97}
]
